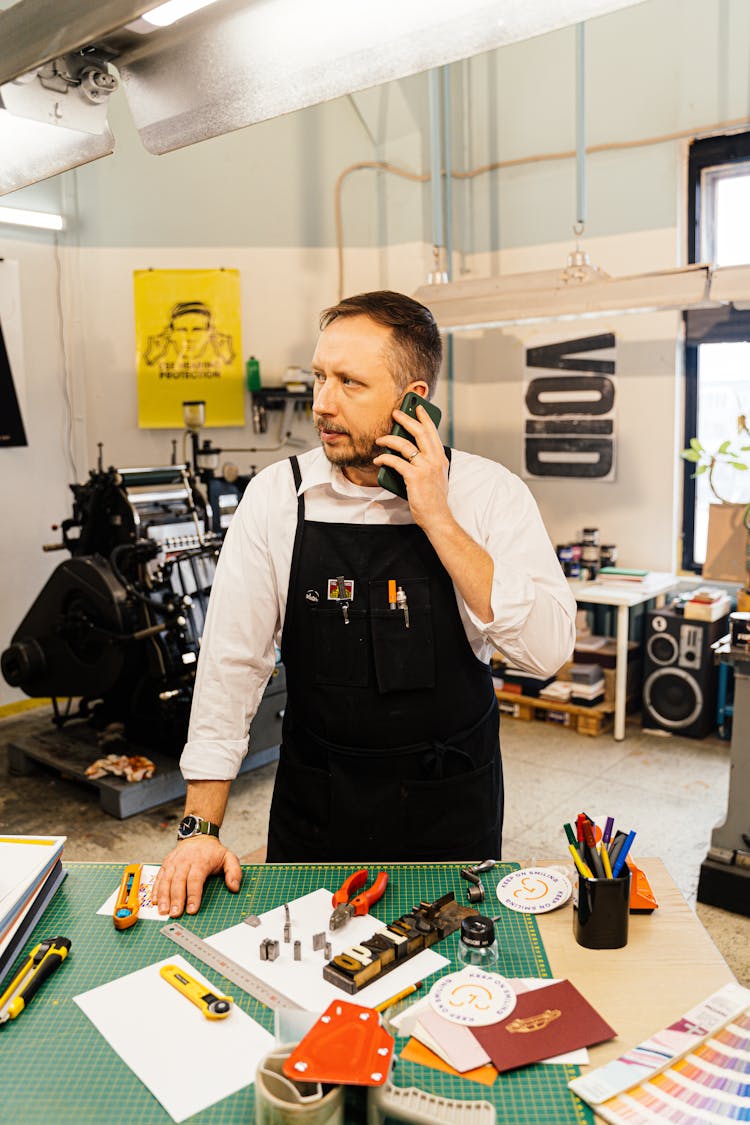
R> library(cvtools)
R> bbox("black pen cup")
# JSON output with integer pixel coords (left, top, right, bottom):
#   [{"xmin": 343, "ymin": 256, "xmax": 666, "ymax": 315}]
[{"xmin": 573, "ymin": 870, "xmax": 631, "ymax": 949}]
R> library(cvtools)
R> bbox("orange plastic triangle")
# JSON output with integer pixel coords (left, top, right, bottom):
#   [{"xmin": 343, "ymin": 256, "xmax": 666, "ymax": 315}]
[
  {"xmin": 282, "ymin": 999, "xmax": 394, "ymax": 1086},
  {"xmin": 627, "ymin": 860, "xmax": 659, "ymax": 912}
]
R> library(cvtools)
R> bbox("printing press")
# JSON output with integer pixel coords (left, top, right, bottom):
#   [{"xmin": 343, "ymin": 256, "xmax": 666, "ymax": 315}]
[{"xmin": 1, "ymin": 460, "xmax": 284, "ymax": 777}]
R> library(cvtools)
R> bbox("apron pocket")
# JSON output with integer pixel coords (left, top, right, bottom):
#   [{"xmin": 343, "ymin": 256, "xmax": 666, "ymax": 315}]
[
  {"xmin": 399, "ymin": 757, "xmax": 500, "ymax": 859},
  {"xmin": 312, "ymin": 607, "xmax": 369, "ymax": 687},
  {"xmin": 268, "ymin": 754, "xmax": 331, "ymax": 860},
  {"xmin": 370, "ymin": 578, "xmax": 435, "ymax": 694}
]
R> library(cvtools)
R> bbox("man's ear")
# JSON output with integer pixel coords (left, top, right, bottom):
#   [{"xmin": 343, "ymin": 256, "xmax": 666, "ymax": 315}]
[{"xmin": 404, "ymin": 380, "xmax": 430, "ymax": 400}]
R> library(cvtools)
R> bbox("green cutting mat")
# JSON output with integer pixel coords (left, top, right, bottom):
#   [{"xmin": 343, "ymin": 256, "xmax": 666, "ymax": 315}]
[{"xmin": 0, "ymin": 863, "xmax": 594, "ymax": 1125}]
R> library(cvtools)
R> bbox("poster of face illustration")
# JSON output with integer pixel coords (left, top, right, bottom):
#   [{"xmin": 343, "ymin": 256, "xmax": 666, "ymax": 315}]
[{"xmin": 134, "ymin": 268, "xmax": 244, "ymax": 429}]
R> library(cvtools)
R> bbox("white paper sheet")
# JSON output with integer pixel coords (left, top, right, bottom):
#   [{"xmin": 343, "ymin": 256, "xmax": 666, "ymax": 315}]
[
  {"xmin": 206, "ymin": 887, "xmax": 449, "ymax": 1013},
  {"xmin": 74, "ymin": 954, "xmax": 274, "ymax": 1123},
  {"xmin": 96, "ymin": 864, "xmax": 162, "ymax": 920}
]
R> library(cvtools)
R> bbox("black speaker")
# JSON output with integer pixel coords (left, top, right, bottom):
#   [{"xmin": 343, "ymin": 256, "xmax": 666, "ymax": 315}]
[{"xmin": 642, "ymin": 609, "xmax": 728, "ymax": 738}]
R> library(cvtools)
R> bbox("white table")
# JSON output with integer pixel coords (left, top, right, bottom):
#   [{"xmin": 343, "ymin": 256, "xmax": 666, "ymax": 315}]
[{"xmin": 568, "ymin": 572, "xmax": 678, "ymax": 740}]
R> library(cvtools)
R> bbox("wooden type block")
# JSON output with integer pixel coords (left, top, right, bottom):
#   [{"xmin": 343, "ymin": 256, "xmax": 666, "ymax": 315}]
[{"xmin": 322, "ymin": 893, "xmax": 477, "ymax": 995}]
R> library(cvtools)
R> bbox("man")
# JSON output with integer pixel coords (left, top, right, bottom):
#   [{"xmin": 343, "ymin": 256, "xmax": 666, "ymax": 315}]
[{"xmin": 155, "ymin": 291, "xmax": 576, "ymax": 917}]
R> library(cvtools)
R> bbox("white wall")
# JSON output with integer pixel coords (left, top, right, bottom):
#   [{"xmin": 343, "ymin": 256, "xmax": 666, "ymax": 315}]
[
  {"xmin": 0, "ymin": 239, "xmax": 78, "ymax": 708},
  {"xmin": 451, "ymin": 229, "xmax": 685, "ymax": 572},
  {"xmin": 72, "ymin": 241, "xmax": 434, "ymax": 473},
  {"xmin": 3, "ymin": 0, "xmax": 750, "ymax": 705}
]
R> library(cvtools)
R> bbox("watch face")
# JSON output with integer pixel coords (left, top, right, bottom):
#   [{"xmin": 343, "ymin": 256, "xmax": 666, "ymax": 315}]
[{"xmin": 178, "ymin": 815, "xmax": 200, "ymax": 839}]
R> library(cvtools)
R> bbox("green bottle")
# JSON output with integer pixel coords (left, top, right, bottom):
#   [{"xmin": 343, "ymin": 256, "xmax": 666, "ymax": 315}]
[{"xmin": 246, "ymin": 355, "xmax": 261, "ymax": 392}]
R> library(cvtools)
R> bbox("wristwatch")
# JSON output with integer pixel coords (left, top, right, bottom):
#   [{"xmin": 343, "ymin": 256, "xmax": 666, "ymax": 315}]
[{"xmin": 176, "ymin": 814, "xmax": 221, "ymax": 842}]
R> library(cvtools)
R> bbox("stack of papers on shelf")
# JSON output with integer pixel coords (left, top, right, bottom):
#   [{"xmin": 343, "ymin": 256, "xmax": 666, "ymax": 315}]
[
  {"xmin": 0, "ymin": 835, "xmax": 67, "ymax": 985},
  {"xmin": 573, "ymin": 634, "xmax": 608, "ymax": 652},
  {"xmin": 539, "ymin": 681, "xmax": 573, "ymax": 702},
  {"xmin": 570, "ymin": 681, "xmax": 606, "ymax": 708},
  {"xmin": 598, "ymin": 567, "xmax": 650, "ymax": 583},
  {"xmin": 497, "ymin": 667, "xmax": 556, "ymax": 697}
]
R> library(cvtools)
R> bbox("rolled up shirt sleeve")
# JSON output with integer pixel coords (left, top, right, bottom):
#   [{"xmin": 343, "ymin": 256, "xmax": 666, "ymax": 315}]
[
  {"xmin": 180, "ymin": 471, "xmax": 284, "ymax": 781},
  {"xmin": 453, "ymin": 457, "xmax": 577, "ymax": 676}
]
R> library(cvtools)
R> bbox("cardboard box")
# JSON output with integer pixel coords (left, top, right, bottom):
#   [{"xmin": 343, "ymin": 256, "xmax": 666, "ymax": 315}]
[{"xmin": 703, "ymin": 503, "xmax": 748, "ymax": 583}]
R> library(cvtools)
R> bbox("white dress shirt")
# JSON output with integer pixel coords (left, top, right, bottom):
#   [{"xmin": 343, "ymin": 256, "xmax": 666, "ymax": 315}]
[{"xmin": 180, "ymin": 446, "xmax": 576, "ymax": 780}]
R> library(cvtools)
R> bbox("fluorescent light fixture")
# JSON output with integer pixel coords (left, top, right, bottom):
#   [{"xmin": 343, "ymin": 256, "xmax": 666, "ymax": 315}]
[
  {"xmin": 0, "ymin": 0, "xmax": 646, "ymax": 189},
  {"xmin": 413, "ymin": 264, "xmax": 719, "ymax": 331},
  {"xmin": 709, "ymin": 264, "xmax": 750, "ymax": 307},
  {"xmin": 141, "ymin": 0, "xmax": 221, "ymax": 28},
  {"xmin": 0, "ymin": 204, "xmax": 64, "ymax": 231}
]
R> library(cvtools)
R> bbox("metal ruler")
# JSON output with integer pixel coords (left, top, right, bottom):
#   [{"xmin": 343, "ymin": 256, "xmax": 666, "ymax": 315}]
[{"xmin": 160, "ymin": 921, "xmax": 302, "ymax": 1010}]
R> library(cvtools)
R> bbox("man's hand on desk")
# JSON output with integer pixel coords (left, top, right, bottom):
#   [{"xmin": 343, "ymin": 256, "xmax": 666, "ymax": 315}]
[{"xmin": 154, "ymin": 837, "xmax": 242, "ymax": 917}]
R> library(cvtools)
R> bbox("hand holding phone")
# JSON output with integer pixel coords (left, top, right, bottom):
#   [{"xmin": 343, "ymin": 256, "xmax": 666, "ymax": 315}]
[{"xmin": 376, "ymin": 391, "xmax": 442, "ymax": 500}]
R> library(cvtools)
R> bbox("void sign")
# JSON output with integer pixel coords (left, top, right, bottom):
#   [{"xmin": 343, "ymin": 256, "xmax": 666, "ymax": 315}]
[{"xmin": 523, "ymin": 333, "xmax": 616, "ymax": 481}]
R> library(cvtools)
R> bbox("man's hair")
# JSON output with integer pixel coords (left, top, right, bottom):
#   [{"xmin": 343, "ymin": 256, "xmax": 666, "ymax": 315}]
[
  {"xmin": 319, "ymin": 291, "xmax": 442, "ymax": 397},
  {"xmin": 170, "ymin": 301, "xmax": 212, "ymax": 327}
]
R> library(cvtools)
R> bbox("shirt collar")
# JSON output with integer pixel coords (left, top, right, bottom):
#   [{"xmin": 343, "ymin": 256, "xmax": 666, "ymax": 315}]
[{"xmin": 297, "ymin": 448, "xmax": 401, "ymax": 502}]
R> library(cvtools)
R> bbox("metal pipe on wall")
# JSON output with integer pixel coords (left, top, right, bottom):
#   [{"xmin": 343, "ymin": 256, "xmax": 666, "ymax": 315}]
[
  {"xmin": 575, "ymin": 22, "xmax": 586, "ymax": 229},
  {"xmin": 441, "ymin": 64, "xmax": 455, "ymax": 446}
]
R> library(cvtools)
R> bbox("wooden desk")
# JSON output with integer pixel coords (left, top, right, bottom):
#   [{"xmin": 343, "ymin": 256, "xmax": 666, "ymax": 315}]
[
  {"xmin": 569, "ymin": 573, "xmax": 678, "ymax": 739},
  {"xmin": 0, "ymin": 859, "xmax": 735, "ymax": 1124},
  {"xmin": 537, "ymin": 857, "xmax": 736, "ymax": 1122}
]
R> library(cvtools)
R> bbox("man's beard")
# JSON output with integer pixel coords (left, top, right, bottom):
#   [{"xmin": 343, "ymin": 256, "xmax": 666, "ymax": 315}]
[{"xmin": 314, "ymin": 412, "xmax": 393, "ymax": 469}]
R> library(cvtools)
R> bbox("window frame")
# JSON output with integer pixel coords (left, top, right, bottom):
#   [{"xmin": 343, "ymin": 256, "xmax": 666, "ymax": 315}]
[{"xmin": 682, "ymin": 130, "xmax": 750, "ymax": 572}]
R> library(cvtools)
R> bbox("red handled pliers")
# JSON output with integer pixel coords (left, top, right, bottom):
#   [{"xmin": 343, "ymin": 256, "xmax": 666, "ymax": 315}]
[{"xmin": 328, "ymin": 868, "xmax": 389, "ymax": 931}]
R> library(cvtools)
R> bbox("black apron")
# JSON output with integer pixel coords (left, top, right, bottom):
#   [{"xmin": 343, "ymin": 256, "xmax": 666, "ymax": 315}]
[{"xmin": 266, "ymin": 453, "xmax": 503, "ymax": 862}]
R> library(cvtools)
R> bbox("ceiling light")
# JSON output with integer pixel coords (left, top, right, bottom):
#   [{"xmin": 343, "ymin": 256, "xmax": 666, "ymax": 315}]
[
  {"xmin": 413, "ymin": 264, "xmax": 719, "ymax": 331},
  {"xmin": 0, "ymin": 204, "xmax": 64, "ymax": 231},
  {"xmin": 0, "ymin": 105, "xmax": 114, "ymax": 196},
  {"xmin": 141, "ymin": 0, "xmax": 222, "ymax": 29}
]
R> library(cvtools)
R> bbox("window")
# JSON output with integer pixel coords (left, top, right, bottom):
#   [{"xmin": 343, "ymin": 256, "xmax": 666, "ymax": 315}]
[{"xmin": 683, "ymin": 132, "xmax": 750, "ymax": 571}]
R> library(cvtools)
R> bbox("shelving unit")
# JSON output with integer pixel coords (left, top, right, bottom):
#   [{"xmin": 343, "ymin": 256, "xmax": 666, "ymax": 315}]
[{"xmin": 494, "ymin": 687, "xmax": 614, "ymax": 736}]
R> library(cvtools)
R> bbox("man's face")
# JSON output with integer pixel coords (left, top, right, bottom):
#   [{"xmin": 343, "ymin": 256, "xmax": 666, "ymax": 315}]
[
  {"xmin": 311, "ymin": 315, "xmax": 405, "ymax": 476},
  {"xmin": 172, "ymin": 311, "xmax": 211, "ymax": 357}
]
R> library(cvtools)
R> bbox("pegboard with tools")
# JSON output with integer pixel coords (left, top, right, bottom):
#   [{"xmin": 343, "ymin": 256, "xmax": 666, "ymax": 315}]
[{"xmin": 0, "ymin": 862, "xmax": 593, "ymax": 1125}]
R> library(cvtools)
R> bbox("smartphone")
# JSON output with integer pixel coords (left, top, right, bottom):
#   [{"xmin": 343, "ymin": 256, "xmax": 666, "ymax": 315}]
[{"xmin": 377, "ymin": 391, "xmax": 442, "ymax": 500}]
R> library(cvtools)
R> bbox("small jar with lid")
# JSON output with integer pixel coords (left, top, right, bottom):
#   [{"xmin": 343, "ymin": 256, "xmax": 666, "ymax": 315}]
[{"xmin": 457, "ymin": 915, "xmax": 499, "ymax": 968}]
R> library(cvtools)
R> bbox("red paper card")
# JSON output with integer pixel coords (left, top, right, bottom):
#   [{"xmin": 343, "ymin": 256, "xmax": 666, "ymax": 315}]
[{"xmin": 470, "ymin": 980, "xmax": 616, "ymax": 1073}]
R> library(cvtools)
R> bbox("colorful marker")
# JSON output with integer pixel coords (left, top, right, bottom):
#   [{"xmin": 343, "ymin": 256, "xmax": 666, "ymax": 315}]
[
  {"xmin": 612, "ymin": 830, "xmax": 637, "ymax": 878},
  {"xmin": 568, "ymin": 843, "xmax": 594, "ymax": 880}
]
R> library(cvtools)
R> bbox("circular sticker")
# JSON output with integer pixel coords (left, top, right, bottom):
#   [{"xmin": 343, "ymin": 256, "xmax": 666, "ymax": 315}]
[
  {"xmin": 495, "ymin": 867, "xmax": 572, "ymax": 914},
  {"xmin": 429, "ymin": 968, "xmax": 516, "ymax": 1027}
]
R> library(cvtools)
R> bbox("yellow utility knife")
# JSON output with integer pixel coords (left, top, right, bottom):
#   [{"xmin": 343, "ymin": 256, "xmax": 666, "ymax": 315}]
[
  {"xmin": 159, "ymin": 964, "xmax": 233, "ymax": 1019},
  {"xmin": 113, "ymin": 863, "xmax": 142, "ymax": 930},
  {"xmin": 0, "ymin": 936, "xmax": 71, "ymax": 1024}
]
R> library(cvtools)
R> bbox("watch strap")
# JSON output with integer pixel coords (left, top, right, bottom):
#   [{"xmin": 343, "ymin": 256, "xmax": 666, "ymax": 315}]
[{"xmin": 177, "ymin": 815, "xmax": 221, "ymax": 841}]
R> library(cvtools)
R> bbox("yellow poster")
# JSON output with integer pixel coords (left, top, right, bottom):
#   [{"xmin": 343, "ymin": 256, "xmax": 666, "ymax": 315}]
[{"xmin": 134, "ymin": 269, "xmax": 244, "ymax": 428}]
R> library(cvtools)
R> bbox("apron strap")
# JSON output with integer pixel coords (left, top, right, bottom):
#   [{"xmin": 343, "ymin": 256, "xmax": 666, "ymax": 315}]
[{"xmin": 288, "ymin": 457, "xmax": 306, "ymax": 620}]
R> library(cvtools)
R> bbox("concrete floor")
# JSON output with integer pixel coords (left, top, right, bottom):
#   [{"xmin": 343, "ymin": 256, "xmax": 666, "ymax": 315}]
[{"xmin": 1, "ymin": 705, "xmax": 747, "ymax": 987}]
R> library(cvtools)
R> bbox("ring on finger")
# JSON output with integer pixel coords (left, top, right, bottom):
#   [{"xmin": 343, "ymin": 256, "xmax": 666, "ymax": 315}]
[{"xmin": 408, "ymin": 449, "xmax": 420, "ymax": 462}]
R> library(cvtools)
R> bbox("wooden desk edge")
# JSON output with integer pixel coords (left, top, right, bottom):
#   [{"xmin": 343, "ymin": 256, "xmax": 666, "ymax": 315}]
[{"xmin": 536, "ymin": 857, "xmax": 736, "ymax": 1121}]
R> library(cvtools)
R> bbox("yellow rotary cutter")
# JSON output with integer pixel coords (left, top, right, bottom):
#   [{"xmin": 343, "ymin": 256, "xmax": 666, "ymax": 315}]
[{"xmin": 160, "ymin": 964, "xmax": 233, "ymax": 1020}]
